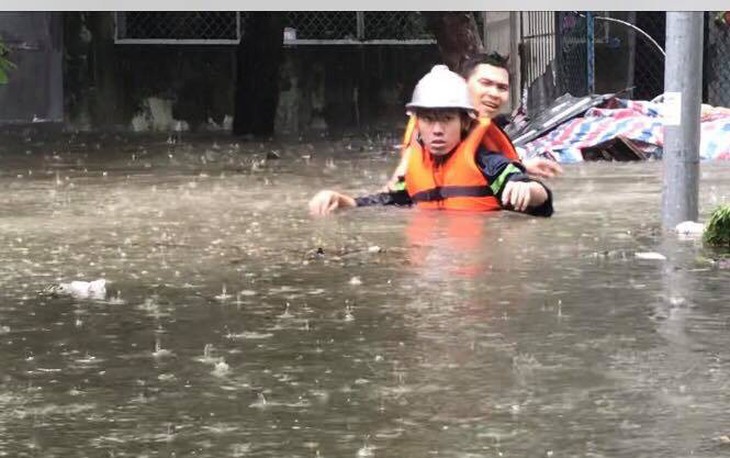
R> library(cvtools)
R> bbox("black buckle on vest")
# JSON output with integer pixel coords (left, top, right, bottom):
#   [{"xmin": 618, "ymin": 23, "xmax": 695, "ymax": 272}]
[{"xmin": 411, "ymin": 185, "xmax": 493, "ymax": 202}]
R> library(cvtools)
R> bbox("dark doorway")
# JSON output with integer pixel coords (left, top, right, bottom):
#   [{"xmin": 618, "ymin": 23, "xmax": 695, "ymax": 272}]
[{"xmin": 632, "ymin": 12, "xmax": 666, "ymax": 101}]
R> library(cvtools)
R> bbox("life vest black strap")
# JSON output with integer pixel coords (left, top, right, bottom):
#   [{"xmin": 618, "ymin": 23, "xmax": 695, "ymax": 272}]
[{"xmin": 411, "ymin": 185, "xmax": 493, "ymax": 202}]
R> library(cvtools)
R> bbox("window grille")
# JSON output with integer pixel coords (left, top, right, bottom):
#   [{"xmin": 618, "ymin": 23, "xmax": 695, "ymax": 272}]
[
  {"xmin": 114, "ymin": 12, "xmax": 445, "ymax": 45},
  {"xmin": 114, "ymin": 12, "xmax": 242, "ymax": 45}
]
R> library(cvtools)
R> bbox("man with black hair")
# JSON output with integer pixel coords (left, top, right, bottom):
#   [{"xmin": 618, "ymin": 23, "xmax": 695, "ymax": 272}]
[
  {"xmin": 384, "ymin": 52, "xmax": 561, "ymax": 191},
  {"xmin": 309, "ymin": 65, "xmax": 553, "ymax": 217}
]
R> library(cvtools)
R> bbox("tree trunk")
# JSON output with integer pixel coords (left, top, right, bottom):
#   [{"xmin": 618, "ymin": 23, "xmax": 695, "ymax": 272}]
[
  {"xmin": 233, "ymin": 12, "xmax": 285, "ymax": 137},
  {"xmin": 424, "ymin": 12, "xmax": 484, "ymax": 72}
]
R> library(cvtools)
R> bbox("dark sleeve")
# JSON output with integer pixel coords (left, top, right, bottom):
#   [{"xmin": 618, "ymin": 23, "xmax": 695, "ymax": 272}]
[
  {"xmin": 494, "ymin": 114, "xmax": 511, "ymax": 129},
  {"xmin": 475, "ymin": 146, "xmax": 554, "ymax": 217},
  {"xmin": 354, "ymin": 189, "xmax": 413, "ymax": 207}
]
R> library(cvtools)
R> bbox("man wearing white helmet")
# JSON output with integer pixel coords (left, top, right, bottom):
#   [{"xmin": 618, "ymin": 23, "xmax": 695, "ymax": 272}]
[
  {"xmin": 308, "ymin": 65, "xmax": 552, "ymax": 216},
  {"xmin": 384, "ymin": 52, "xmax": 562, "ymax": 191}
]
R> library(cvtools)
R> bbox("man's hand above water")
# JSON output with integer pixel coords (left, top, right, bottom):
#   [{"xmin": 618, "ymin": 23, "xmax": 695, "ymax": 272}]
[
  {"xmin": 308, "ymin": 190, "xmax": 357, "ymax": 216},
  {"xmin": 523, "ymin": 157, "xmax": 563, "ymax": 179},
  {"xmin": 501, "ymin": 180, "xmax": 548, "ymax": 212}
]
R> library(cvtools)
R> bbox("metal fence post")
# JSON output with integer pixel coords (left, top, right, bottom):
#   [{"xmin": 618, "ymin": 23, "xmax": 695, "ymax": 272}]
[
  {"xmin": 509, "ymin": 12, "xmax": 521, "ymax": 111},
  {"xmin": 356, "ymin": 12, "xmax": 364, "ymax": 41},
  {"xmin": 661, "ymin": 12, "xmax": 704, "ymax": 229},
  {"xmin": 586, "ymin": 11, "xmax": 595, "ymax": 94}
]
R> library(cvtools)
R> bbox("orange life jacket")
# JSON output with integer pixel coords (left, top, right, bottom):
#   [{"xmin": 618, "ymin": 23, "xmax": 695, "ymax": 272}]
[{"xmin": 404, "ymin": 118, "xmax": 514, "ymax": 211}]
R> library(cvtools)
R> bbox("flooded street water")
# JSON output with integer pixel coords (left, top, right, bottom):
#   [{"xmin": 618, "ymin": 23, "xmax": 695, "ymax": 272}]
[{"xmin": 1, "ymin": 134, "xmax": 729, "ymax": 457}]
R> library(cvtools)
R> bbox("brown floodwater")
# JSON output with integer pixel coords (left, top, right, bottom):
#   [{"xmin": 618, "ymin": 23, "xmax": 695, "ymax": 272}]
[{"xmin": 0, "ymin": 133, "xmax": 729, "ymax": 457}]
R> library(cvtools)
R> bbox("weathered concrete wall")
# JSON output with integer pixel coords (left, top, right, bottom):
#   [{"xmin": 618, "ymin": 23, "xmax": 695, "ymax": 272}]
[
  {"xmin": 64, "ymin": 12, "xmax": 440, "ymax": 135},
  {"xmin": 275, "ymin": 46, "xmax": 439, "ymax": 135},
  {"xmin": 64, "ymin": 12, "xmax": 236, "ymax": 132},
  {"xmin": 0, "ymin": 12, "xmax": 63, "ymax": 123}
]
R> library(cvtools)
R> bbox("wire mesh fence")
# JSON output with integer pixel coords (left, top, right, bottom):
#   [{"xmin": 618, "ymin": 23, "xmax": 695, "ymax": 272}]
[
  {"xmin": 362, "ymin": 12, "xmax": 433, "ymax": 41},
  {"xmin": 626, "ymin": 12, "xmax": 665, "ymax": 101},
  {"xmin": 705, "ymin": 11, "xmax": 730, "ymax": 107},
  {"xmin": 114, "ymin": 12, "xmax": 443, "ymax": 45},
  {"xmin": 282, "ymin": 12, "xmax": 442, "ymax": 43},
  {"xmin": 284, "ymin": 12, "xmax": 357, "ymax": 41},
  {"xmin": 520, "ymin": 12, "xmax": 558, "ymax": 93},
  {"xmin": 555, "ymin": 12, "xmax": 588, "ymax": 97},
  {"xmin": 113, "ymin": 11, "xmax": 730, "ymax": 109},
  {"xmin": 518, "ymin": 12, "xmax": 560, "ymax": 115},
  {"xmin": 521, "ymin": 11, "xmax": 673, "ymax": 111},
  {"xmin": 115, "ymin": 12, "xmax": 241, "ymax": 43}
]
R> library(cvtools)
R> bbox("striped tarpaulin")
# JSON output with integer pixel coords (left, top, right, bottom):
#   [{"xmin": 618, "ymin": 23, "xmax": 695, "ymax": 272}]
[{"xmin": 518, "ymin": 98, "xmax": 730, "ymax": 163}]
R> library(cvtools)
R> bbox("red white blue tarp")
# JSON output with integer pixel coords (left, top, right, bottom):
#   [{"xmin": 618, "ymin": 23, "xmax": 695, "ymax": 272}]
[{"xmin": 518, "ymin": 98, "xmax": 730, "ymax": 163}]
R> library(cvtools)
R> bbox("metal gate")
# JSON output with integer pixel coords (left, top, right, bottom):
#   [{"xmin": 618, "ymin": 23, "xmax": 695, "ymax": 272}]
[
  {"xmin": 555, "ymin": 12, "xmax": 589, "ymax": 97},
  {"xmin": 518, "ymin": 12, "xmax": 559, "ymax": 115}
]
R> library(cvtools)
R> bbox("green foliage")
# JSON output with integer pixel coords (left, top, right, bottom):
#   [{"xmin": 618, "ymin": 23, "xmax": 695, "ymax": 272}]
[
  {"xmin": 703, "ymin": 204, "xmax": 730, "ymax": 249},
  {"xmin": 0, "ymin": 38, "xmax": 17, "ymax": 85}
]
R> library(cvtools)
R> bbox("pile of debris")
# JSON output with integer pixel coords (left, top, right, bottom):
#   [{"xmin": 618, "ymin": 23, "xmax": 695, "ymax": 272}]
[{"xmin": 504, "ymin": 93, "xmax": 730, "ymax": 163}]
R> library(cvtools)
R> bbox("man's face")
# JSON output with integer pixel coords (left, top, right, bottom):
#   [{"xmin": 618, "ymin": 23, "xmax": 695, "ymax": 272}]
[
  {"xmin": 416, "ymin": 110, "xmax": 464, "ymax": 156},
  {"xmin": 466, "ymin": 63, "xmax": 510, "ymax": 119}
]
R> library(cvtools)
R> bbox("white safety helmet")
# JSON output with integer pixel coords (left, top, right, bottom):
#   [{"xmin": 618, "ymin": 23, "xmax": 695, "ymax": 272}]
[{"xmin": 406, "ymin": 65, "xmax": 477, "ymax": 115}]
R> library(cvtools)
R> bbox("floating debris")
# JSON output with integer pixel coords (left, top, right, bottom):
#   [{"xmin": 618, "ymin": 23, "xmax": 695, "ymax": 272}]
[
  {"xmin": 634, "ymin": 252, "xmax": 667, "ymax": 261},
  {"xmin": 41, "ymin": 279, "xmax": 107, "ymax": 300},
  {"xmin": 226, "ymin": 331, "xmax": 274, "ymax": 340},
  {"xmin": 304, "ymin": 247, "xmax": 326, "ymax": 260},
  {"xmin": 675, "ymin": 220, "xmax": 705, "ymax": 237}
]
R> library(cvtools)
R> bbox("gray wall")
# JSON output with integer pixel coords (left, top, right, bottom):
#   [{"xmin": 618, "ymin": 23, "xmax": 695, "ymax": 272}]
[
  {"xmin": 63, "ymin": 12, "xmax": 440, "ymax": 135},
  {"xmin": 0, "ymin": 12, "xmax": 63, "ymax": 123}
]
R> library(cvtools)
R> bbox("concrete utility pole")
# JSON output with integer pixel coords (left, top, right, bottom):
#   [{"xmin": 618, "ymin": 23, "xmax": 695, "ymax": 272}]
[{"xmin": 661, "ymin": 12, "xmax": 704, "ymax": 229}]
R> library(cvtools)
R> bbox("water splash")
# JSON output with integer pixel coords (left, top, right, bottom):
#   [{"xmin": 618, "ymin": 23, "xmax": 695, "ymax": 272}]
[
  {"xmin": 249, "ymin": 392, "xmax": 268, "ymax": 409},
  {"xmin": 356, "ymin": 435, "xmax": 375, "ymax": 457},
  {"xmin": 344, "ymin": 301, "xmax": 355, "ymax": 322},
  {"xmin": 196, "ymin": 343, "xmax": 221, "ymax": 365},
  {"xmin": 279, "ymin": 302, "xmax": 294, "ymax": 319},
  {"xmin": 152, "ymin": 336, "xmax": 173, "ymax": 358},
  {"xmin": 212, "ymin": 360, "xmax": 230, "ymax": 377},
  {"xmin": 215, "ymin": 284, "xmax": 232, "ymax": 301},
  {"xmin": 108, "ymin": 290, "xmax": 125, "ymax": 305}
]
